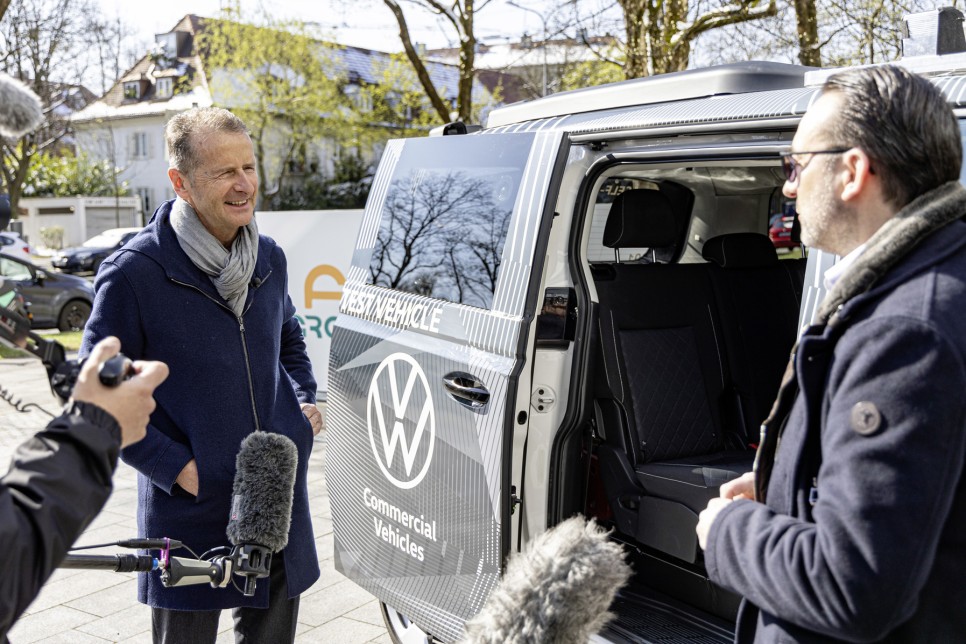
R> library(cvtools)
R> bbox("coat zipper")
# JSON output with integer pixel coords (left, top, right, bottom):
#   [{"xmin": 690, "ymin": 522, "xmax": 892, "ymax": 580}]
[
  {"xmin": 169, "ymin": 276, "xmax": 267, "ymax": 432},
  {"xmin": 237, "ymin": 315, "xmax": 260, "ymax": 432}
]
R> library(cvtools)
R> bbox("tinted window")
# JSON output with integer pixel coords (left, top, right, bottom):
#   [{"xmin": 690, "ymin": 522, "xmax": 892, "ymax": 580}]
[
  {"xmin": 0, "ymin": 257, "xmax": 31, "ymax": 280},
  {"xmin": 368, "ymin": 134, "xmax": 534, "ymax": 309}
]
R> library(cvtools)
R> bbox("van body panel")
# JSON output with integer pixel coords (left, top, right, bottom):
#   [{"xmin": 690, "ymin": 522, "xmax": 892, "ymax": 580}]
[{"xmin": 325, "ymin": 131, "xmax": 566, "ymax": 641}]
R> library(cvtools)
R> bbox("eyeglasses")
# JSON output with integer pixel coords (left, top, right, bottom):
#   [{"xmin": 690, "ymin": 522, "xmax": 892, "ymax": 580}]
[{"xmin": 780, "ymin": 148, "xmax": 851, "ymax": 183}]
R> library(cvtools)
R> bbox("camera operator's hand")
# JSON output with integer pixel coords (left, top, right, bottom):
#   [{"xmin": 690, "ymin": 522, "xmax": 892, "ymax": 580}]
[{"xmin": 71, "ymin": 337, "xmax": 169, "ymax": 448}]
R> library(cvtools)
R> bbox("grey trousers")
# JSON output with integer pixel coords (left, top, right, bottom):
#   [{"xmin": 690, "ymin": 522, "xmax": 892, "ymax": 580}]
[{"xmin": 151, "ymin": 552, "xmax": 299, "ymax": 644}]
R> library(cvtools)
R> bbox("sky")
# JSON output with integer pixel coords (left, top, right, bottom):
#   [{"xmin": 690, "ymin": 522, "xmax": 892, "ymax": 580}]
[{"xmin": 97, "ymin": 0, "xmax": 585, "ymax": 56}]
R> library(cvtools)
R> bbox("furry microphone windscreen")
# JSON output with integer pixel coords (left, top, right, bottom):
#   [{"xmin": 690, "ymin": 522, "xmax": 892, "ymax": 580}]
[
  {"xmin": 0, "ymin": 73, "xmax": 44, "ymax": 138},
  {"xmin": 225, "ymin": 431, "xmax": 298, "ymax": 553},
  {"xmin": 461, "ymin": 515, "xmax": 632, "ymax": 644}
]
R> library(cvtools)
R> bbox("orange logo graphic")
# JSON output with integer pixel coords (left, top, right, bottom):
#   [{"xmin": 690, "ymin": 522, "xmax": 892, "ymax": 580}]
[{"xmin": 304, "ymin": 265, "xmax": 346, "ymax": 307}]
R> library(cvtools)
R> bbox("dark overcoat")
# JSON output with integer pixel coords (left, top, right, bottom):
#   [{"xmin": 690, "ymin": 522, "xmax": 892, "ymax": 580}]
[
  {"xmin": 707, "ymin": 187, "xmax": 966, "ymax": 642},
  {"xmin": 81, "ymin": 200, "xmax": 320, "ymax": 610}
]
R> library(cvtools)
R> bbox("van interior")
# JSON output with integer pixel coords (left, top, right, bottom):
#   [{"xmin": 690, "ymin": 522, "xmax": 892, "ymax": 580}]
[{"xmin": 548, "ymin": 157, "xmax": 806, "ymax": 641}]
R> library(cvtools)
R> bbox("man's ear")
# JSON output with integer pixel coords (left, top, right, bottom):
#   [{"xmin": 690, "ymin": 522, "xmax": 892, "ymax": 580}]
[
  {"xmin": 840, "ymin": 148, "xmax": 874, "ymax": 203},
  {"xmin": 168, "ymin": 167, "xmax": 190, "ymax": 200}
]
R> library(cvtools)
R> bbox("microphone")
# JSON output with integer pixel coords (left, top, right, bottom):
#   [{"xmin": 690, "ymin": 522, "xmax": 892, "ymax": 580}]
[
  {"xmin": 0, "ymin": 73, "xmax": 44, "ymax": 138},
  {"xmin": 460, "ymin": 515, "xmax": 632, "ymax": 644},
  {"xmin": 60, "ymin": 554, "xmax": 158, "ymax": 573},
  {"xmin": 225, "ymin": 431, "xmax": 298, "ymax": 595}
]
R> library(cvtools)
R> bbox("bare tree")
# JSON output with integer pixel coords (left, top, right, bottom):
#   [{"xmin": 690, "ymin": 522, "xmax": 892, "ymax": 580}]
[
  {"xmin": 693, "ymin": 0, "xmax": 934, "ymax": 69},
  {"xmin": 821, "ymin": 0, "xmax": 929, "ymax": 66},
  {"xmin": 793, "ymin": 0, "xmax": 821, "ymax": 66},
  {"xmin": 382, "ymin": 0, "xmax": 494, "ymax": 123},
  {"xmin": 560, "ymin": 0, "xmax": 778, "ymax": 77},
  {"xmin": 621, "ymin": 0, "xmax": 780, "ymax": 76},
  {"xmin": 371, "ymin": 170, "xmax": 497, "ymax": 304},
  {"xmin": 0, "ymin": 0, "xmax": 121, "ymax": 212}
]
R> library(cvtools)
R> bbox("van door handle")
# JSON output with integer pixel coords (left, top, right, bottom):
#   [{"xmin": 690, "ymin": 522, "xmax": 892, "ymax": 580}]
[{"xmin": 443, "ymin": 372, "xmax": 490, "ymax": 409}]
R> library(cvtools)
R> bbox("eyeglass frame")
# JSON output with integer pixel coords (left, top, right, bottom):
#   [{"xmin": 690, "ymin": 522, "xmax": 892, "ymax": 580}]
[{"xmin": 779, "ymin": 148, "xmax": 851, "ymax": 183}]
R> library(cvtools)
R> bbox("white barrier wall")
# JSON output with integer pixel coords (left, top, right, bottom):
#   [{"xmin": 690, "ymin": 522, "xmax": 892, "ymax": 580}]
[{"xmin": 258, "ymin": 209, "xmax": 364, "ymax": 399}]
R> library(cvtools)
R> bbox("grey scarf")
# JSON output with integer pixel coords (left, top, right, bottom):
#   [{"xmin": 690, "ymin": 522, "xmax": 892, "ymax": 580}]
[{"xmin": 170, "ymin": 197, "xmax": 259, "ymax": 317}]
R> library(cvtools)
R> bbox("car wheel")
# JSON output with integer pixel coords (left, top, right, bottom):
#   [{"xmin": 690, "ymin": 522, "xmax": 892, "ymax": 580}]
[
  {"xmin": 91, "ymin": 258, "xmax": 103, "ymax": 275},
  {"xmin": 58, "ymin": 299, "xmax": 92, "ymax": 332},
  {"xmin": 381, "ymin": 603, "xmax": 434, "ymax": 644}
]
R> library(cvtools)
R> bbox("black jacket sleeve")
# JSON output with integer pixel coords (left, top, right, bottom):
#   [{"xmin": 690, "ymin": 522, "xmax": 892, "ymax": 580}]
[{"xmin": 0, "ymin": 402, "xmax": 121, "ymax": 641}]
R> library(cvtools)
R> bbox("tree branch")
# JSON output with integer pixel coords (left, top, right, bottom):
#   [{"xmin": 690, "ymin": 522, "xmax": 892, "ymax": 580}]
[
  {"xmin": 384, "ymin": 0, "xmax": 452, "ymax": 123},
  {"xmin": 674, "ymin": 0, "xmax": 778, "ymax": 46}
]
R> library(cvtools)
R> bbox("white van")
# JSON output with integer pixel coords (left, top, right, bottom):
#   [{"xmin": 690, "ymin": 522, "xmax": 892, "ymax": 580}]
[{"xmin": 324, "ymin": 9, "xmax": 966, "ymax": 642}]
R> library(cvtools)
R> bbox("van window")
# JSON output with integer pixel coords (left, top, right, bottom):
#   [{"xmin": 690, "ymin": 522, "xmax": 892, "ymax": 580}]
[
  {"xmin": 586, "ymin": 163, "xmax": 788, "ymax": 264},
  {"xmin": 367, "ymin": 134, "xmax": 534, "ymax": 309}
]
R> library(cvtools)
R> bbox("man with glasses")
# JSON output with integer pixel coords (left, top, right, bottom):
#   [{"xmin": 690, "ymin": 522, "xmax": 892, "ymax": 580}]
[{"xmin": 696, "ymin": 65, "xmax": 966, "ymax": 641}]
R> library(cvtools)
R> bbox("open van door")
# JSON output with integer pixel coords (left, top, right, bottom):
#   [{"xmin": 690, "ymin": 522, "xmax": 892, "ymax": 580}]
[{"xmin": 325, "ymin": 130, "xmax": 568, "ymax": 641}]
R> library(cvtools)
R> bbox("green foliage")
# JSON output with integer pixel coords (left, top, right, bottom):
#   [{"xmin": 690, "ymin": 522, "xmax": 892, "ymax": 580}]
[
  {"xmin": 354, "ymin": 52, "xmax": 499, "ymax": 141},
  {"xmin": 278, "ymin": 150, "xmax": 373, "ymax": 210},
  {"xmin": 198, "ymin": 5, "xmax": 351, "ymax": 206},
  {"xmin": 39, "ymin": 226, "xmax": 64, "ymax": 250},
  {"xmin": 357, "ymin": 53, "xmax": 444, "ymax": 141},
  {"xmin": 558, "ymin": 60, "xmax": 624, "ymax": 92},
  {"xmin": 25, "ymin": 150, "xmax": 128, "ymax": 198}
]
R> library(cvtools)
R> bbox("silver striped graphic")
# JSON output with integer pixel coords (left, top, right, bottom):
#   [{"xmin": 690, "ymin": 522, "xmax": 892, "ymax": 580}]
[{"xmin": 357, "ymin": 139, "xmax": 403, "ymax": 249}]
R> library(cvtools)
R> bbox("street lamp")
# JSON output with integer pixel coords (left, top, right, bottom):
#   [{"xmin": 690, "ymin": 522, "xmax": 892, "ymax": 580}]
[{"xmin": 507, "ymin": 0, "xmax": 549, "ymax": 97}]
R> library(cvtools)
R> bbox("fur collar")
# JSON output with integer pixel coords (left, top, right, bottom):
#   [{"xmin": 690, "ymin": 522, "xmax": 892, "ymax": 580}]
[{"xmin": 818, "ymin": 180, "xmax": 966, "ymax": 329}]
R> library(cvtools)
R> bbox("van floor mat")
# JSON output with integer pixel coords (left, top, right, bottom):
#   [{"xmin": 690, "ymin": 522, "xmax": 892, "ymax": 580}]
[{"xmin": 596, "ymin": 589, "xmax": 733, "ymax": 643}]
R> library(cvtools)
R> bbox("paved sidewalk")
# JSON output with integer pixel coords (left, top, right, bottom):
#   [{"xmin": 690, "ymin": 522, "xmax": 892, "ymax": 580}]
[{"xmin": 0, "ymin": 359, "xmax": 388, "ymax": 643}]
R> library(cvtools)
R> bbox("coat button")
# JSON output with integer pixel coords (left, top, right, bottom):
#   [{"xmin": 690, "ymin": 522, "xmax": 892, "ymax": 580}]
[{"xmin": 851, "ymin": 401, "xmax": 882, "ymax": 435}]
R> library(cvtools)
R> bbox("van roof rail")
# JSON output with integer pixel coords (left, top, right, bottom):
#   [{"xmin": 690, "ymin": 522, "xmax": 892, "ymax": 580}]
[{"xmin": 485, "ymin": 61, "xmax": 812, "ymax": 129}]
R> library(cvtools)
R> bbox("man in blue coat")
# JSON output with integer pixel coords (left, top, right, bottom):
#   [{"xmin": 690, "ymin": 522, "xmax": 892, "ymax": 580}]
[
  {"xmin": 696, "ymin": 65, "xmax": 966, "ymax": 641},
  {"xmin": 81, "ymin": 107, "xmax": 323, "ymax": 643}
]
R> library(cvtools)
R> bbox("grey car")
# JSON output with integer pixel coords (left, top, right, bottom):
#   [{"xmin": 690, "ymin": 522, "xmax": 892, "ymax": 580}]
[{"xmin": 0, "ymin": 254, "xmax": 94, "ymax": 331}]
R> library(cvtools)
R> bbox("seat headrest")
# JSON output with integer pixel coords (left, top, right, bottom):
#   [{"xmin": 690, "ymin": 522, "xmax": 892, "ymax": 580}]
[
  {"xmin": 603, "ymin": 189, "xmax": 677, "ymax": 249},
  {"xmin": 702, "ymin": 233, "xmax": 779, "ymax": 268}
]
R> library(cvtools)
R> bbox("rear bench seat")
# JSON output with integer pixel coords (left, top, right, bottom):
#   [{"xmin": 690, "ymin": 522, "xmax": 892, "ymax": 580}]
[
  {"xmin": 701, "ymin": 233, "xmax": 802, "ymax": 439},
  {"xmin": 591, "ymin": 188, "xmax": 802, "ymax": 562}
]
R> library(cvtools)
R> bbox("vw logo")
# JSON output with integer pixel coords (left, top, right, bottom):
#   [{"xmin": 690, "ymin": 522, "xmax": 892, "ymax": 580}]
[{"xmin": 367, "ymin": 353, "xmax": 436, "ymax": 489}]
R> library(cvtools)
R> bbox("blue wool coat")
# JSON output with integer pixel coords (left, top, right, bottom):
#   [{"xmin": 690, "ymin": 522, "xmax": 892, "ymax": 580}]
[
  {"xmin": 707, "ymin": 209, "xmax": 966, "ymax": 641},
  {"xmin": 80, "ymin": 200, "xmax": 320, "ymax": 610}
]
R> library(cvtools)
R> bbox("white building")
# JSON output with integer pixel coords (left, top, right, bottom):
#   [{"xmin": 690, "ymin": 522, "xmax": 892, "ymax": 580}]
[
  {"xmin": 73, "ymin": 15, "xmax": 507, "ymax": 215},
  {"xmin": 428, "ymin": 35, "xmax": 621, "ymax": 100},
  {"xmin": 72, "ymin": 16, "xmax": 211, "ymax": 217},
  {"xmin": 17, "ymin": 196, "xmax": 142, "ymax": 249}
]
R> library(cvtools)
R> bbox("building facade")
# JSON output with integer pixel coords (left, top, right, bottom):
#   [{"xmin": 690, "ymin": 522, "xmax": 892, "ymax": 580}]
[{"xmin": 72, "ymin": 14, "xmax": 504, "ymax": 214}]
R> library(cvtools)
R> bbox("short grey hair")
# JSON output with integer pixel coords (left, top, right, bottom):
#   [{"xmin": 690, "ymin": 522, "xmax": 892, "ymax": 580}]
[
  {"xmin": 821, "ymin": 65, "xmax": 962, "ymax": 208},
  {"xmin": 164, "ymin": 107, "xmax": 249, "ymax": 178}
]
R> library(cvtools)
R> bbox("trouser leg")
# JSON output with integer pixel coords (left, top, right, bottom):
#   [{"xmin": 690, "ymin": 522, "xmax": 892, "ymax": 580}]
[
  {"xmin": 233, "ymin": 551, "xmax": 299, "ymax": 644},
  {"xmin": 152, "ymin": 606, "xmax": 220, "ymax": 644}
]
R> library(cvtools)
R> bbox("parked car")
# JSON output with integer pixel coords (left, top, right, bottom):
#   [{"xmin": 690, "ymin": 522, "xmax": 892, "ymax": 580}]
[
  {"xmin": 0, "ymin": 231, "xmax": 34, "ymax": 261},
  {"xmin": 323, "ymin": 10, "xmax": 966, "ymax": 644},
  {"xmin": 51, "ymin": 227, "xmax": 141, "ymax": 275},
  {"xmin": 0, "ymin": 254, "xmax": 94, "ymax": 331},
  {"xmin": 768, "ymin": 213, "xmax": 797, "ymax": 251}
]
